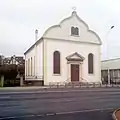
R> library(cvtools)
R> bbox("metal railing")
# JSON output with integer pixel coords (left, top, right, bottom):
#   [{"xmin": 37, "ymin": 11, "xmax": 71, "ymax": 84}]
[
  {"xmin": 48, "ymin": 77, "xmax": 101, "ymax": 88},
  {"xmin": 48, "ymin": 77, "xmax": 120, "ymax": 88},
  {"xmin": 48, "ymin": 81, "xmax": 120, "ymax": 88},
  {"xmin": 25, "ymin": 76, "xmax": 43, "ymax": 81}
]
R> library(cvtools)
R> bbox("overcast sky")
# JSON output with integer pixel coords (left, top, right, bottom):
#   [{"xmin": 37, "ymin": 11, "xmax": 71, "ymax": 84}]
[{"xmin": 0, "ymin": 0, "xmax": 120, "ymax": 60}]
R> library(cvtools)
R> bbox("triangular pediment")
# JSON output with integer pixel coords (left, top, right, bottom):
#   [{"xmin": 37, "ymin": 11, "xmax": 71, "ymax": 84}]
[{"xmin": 66, "ymin": 52, "xmax": 84, "ymax": 61}]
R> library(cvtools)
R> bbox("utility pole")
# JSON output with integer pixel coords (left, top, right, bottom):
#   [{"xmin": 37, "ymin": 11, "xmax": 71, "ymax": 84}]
[{"xmin": 106, "ymin": 26, "xmax": 114, "ymax": 85}]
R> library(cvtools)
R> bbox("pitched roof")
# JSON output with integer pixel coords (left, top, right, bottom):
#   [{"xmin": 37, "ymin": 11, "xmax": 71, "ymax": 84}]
[
  {"xmin": 24, "ymin": 37, "xmax": 43, "ymax": 55},
  {"xmin": 3, "ymin": 56, "xmax": 25, "ymax": 65},
  {"xmin": 15, "ymin": 57, "xmax": 25, "ymax": 64}
]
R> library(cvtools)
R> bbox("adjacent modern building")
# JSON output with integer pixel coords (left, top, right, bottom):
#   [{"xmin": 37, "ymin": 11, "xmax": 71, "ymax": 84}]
[
  {"xmin": 101, "ymin": 58, "xmax": 120, "ymax": 84},
  {"xmin": 24, "ymin": 11, "xmax": 102, "ymax": 85}
]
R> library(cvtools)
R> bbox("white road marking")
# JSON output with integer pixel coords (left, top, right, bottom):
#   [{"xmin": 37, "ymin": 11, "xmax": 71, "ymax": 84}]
[
  {"xmin": 0, "ymin": 107, "xmax": 115, "ymax": 119},
  {"xmin": 0, "ymin": 96, "xmax": 11, "ymax": 99},
  {"xmin": 0, "ymin": 116, "xmax": 16, "ymax": 120},
  {"xmin": 0, "ymin": 115, "xmax": 37, "ymax": 120},
  {"xmin": 46, "ymin": 113, "xmax": 55, "ymax": 116},
  {"xmin": 36, "ymin": 114, "xmax": 44, "ymax": 117},
  {"xmin": 56, "ymin": 107, "xmax": 114, "ymax": 115}
]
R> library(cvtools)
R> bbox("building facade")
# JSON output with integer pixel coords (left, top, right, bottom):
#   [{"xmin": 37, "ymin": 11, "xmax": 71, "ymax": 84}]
[
  {"xmin": 101, "ymin": 58, "xmax": 120, "ymax": 84},
  {"xmin": 24, "ymin": 11, "xmax": 102, "ymax": 85}
]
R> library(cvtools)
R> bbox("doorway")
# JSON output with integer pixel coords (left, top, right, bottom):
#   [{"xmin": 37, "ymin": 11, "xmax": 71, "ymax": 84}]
[{"xmin": 71, "ymin": 64, "xmax": 79, "ymax": 81}]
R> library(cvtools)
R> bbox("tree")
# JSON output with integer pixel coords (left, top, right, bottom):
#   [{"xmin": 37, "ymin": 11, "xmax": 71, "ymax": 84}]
[
  {"xmin": 17, "ymin": 64, "xmax": 25, "ymax": 74},
  {"xmin": 0, "ymin": 64, "xmax": 17, "ymax": 79}
]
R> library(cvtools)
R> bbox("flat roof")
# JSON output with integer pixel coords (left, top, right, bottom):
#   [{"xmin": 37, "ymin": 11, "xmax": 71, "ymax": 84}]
[{"xmin": 101, "ymin": 57, "xmax": 120, "ymax": 62}]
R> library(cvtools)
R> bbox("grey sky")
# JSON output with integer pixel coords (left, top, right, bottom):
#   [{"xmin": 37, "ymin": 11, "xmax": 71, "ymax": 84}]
[{"xmin": 0, "ymin": 0, "xmax": 120, "ymax": 60}]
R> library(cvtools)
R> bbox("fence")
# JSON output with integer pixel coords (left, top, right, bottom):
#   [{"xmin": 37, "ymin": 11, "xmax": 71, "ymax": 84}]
[
  {"xmin": 25, "ymin": 76, "xmax": 43, "ymax": 81},
  {"xmin": 25, "ymin": 76, "xmax": 44, "ymax": 86},
  {"xmin": 48, "ymin": 81, "xmax": 120, "ymax": 88}
]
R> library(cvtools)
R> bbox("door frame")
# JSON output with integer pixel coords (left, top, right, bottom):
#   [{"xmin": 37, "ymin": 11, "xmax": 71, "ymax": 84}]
[
  {"xmin": 67, "ymin": 61, "xmax": 83, "ymax": 82},
  {"xmin": 71, "ymin": 64, "xmax": 80, "ymax": 81}
]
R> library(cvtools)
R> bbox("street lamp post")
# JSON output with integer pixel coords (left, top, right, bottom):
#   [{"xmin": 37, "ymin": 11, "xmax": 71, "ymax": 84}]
[{"xmin": 106, "ymin": 26, "xmax": 114, "ymax": 85}]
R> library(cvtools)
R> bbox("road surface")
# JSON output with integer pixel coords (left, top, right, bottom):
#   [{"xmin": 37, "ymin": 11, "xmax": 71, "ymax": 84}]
[{"xmin": 0, "ymin": 87, "xmax": 120, "ymax": 120}]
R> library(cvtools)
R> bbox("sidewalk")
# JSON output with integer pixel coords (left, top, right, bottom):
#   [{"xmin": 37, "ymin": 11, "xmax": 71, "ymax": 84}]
[{"xmin": 0, "ymin": 86, "xmax": 48, "ymax": 90}]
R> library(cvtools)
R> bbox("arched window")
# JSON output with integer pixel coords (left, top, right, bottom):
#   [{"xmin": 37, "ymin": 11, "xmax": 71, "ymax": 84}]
[
  {"xmin": 75, "ymin": 27, "xmax": 79, "ymax": 35},
  {"xmin": 71, "ymin": 26, "xmax": 79, "ymax": 35},
  {"xmin": 71, "ymin": 26, "xmax": 75, "ymax": 35},
  {"xmin": 53, "ymin": 51, "xmax": 60, "ymax": 74},
  {"xmin": 88, "ymin": 53, "xmax": 94, "ymax": 74}
]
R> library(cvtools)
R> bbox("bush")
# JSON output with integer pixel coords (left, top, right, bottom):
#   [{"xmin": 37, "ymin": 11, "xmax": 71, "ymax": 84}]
[
  {"xmin": 0, "ymin": 65, "xmax": 17, "ymax": 77},
  {"xmin": 0, "ymin": 64, "xmax": 25, "ymax": 87},
  {"xmin": 17, "ymin": 65, "xmax": 25, "ymax": 76},
  {"xmin": 4, "ymin": 79, "xmax": 20, "ymax": 87}
]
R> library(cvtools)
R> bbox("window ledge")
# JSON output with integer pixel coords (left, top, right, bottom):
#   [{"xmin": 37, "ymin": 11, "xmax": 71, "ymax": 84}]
[
  {"xmin": 53, "ymin": 74, "xmax": 61, "ymax": 76},
  {"xmin": 71, "ymin": 34, "xmax": 79, "ymax": 37},
  {"xmin": 88, "ymin": 73, "xmax": 94, "ymax": 76}
]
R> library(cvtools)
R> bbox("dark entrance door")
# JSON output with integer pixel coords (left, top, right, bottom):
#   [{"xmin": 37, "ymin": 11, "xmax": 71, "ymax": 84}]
[{"xmin": 71, "ymin": 64, "xmax": 79, "ymax": 81}]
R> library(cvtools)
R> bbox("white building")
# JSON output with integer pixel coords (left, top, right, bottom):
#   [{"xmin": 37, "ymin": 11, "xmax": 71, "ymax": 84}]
[
  {"xmin": 24, "ymin": 11, "xmax": 102, "ymax": 86},
  {"xmin": 101, "ymin": 58, "xmax": 120, "ymax": 84}
]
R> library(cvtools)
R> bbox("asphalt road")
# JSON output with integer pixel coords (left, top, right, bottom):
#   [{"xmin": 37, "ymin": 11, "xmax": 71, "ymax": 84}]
[{"xmin": 0, "ymin": 87, "xmax": 120, "ymax": 120}]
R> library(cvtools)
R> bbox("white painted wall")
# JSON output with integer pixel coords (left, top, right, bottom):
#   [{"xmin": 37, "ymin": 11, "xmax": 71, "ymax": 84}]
[
  {"xmin": 44, "ymin": 38, "xmax": 101, "ymax": 85},
  {"xmin": 25, "ymin": 41, "xmax": 43, "ymax": 80},
  {"xmin": 43, "ymin": 11, "xmax": 101, "ymax": 45},
  {"xmin": 43, "ymin": 11, "xmax": 101, "ymax": 85},
  {"xmin": 36, "ymin": 41, "xmax": 43, "ymax": 77},
  {"xmin": 25, "ymin": 47, "xmax": 35, "ymax": 78}
]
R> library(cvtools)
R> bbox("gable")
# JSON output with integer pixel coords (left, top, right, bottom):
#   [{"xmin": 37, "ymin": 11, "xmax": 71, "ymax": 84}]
[
  {"xmin": 66, "ymin": 52, "xmax": 84, "ymax": 61},
  {"xmin": 43, "ymin": 11, "xmax": 102, "ymax": 45}
]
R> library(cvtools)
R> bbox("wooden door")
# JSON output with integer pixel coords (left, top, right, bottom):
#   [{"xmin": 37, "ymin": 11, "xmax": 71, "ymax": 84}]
[{"xmin": 71, "ymin": 64, "xmax": 79, "ymax": 81}]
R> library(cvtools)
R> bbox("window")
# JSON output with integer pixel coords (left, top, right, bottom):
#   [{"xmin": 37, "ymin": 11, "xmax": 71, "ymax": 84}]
[
  {"xmin": 34, "ymin": 56, "xmax": 35, "ymax": 76},
  {"xmin": 75, "ymin": 27, "xmax": 79, "ymax": 35},
  {"xmin": 114, "ymin": 69, "xmax": 119, "ymax": 77},
  {"xmin": 88, "ymin": 53, "xmax": 94, "ymax": 74},
  {"xmin": 71, "ymin": 26, "xmax": 79, "ymax": 35},
  {"xmin": 28, "ymin": 59, "xmax": 30, "ymax": 76},
  {"xmin": 26, "ymin": 60, "xmax": 27, "ymax": 76},
  {"xmin": 110, "ymin": 70, "xmax": 114, "ymax": 78},
  {"xmin": 53, "ymin": 51, "xmax": 60, "ymax": 74},
  {"xmin": 71, "ymin": 27, "xmax": 75, "ymax": 35},
  {"xmin": 31, "ymin": 57, "xmax": 32, "ymax": 76}
]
